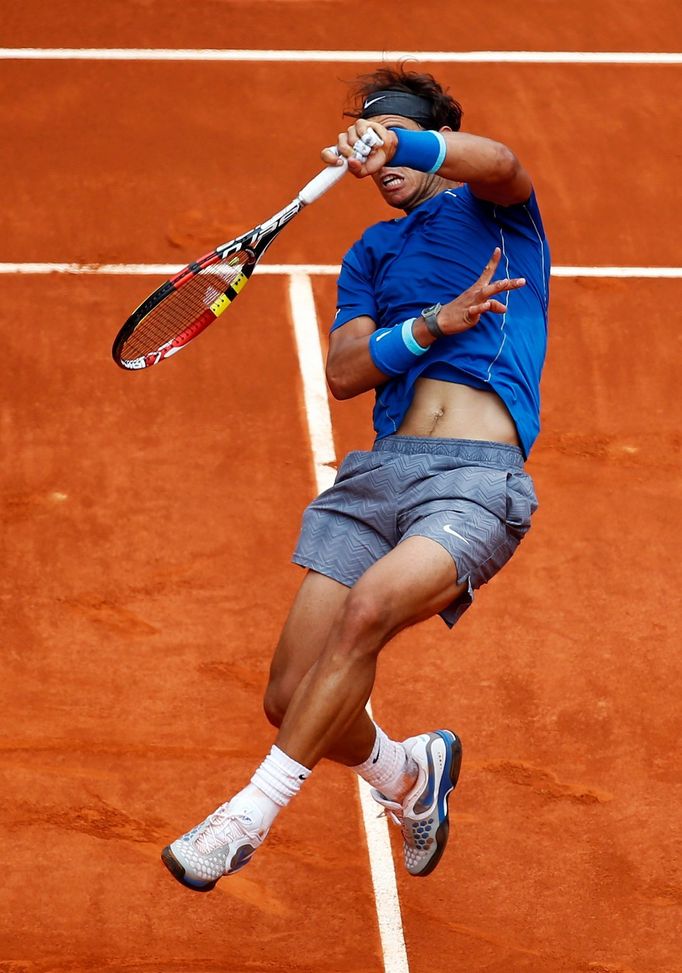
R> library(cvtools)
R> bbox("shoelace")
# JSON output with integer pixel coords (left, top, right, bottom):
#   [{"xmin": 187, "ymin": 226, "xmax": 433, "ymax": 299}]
[
  {"xmin": 195, "ymin": 804, "xmax": 257, "ymax": 855},
  {"xmin": 378, "ymin": 806, "xmax": 403, "ymax": 827},
  {"xmin": 381, "ymin": 803, "xmax": 436, "ymax": 851},
  {"xmin": 377, "ymin": 806, "xmax": 419, "ymax": 847}
]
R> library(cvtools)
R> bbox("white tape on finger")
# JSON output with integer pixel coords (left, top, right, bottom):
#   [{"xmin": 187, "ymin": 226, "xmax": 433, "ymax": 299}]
[
  {"xmin": 352, "ymin": 139, "xmax": 372, "ymax": 158},
  {"xmin": 362, "ymin": 127, "xmax": 384, "ymax": 148}
]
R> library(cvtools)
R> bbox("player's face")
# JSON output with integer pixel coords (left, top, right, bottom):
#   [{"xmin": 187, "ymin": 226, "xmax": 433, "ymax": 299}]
[{"xmin": 369, "ymin": 114, "xmax": 440, "ymax": 212}]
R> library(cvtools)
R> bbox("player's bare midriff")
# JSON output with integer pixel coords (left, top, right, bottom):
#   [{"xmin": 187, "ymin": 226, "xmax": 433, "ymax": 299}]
[{"xmin": 397, "ymin": 377, "xmax": 520, "ymax": 446}]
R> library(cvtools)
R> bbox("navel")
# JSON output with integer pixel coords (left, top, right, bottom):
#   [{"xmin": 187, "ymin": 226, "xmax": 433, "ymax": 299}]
[{"xmin": 427, "ymin": 408, "xmax": 445, "ymax": 435}]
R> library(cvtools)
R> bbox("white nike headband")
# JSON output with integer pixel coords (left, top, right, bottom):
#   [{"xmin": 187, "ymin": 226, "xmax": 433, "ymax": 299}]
[{"xmin": 360, "ymin": 90, "xmax": 435, "ymax": 127}]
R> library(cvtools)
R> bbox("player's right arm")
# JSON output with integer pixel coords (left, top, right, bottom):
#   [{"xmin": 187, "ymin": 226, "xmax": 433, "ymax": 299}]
[
  {"xmin": 326, "ymin": 248, "xmax": 524, "ymax": 399},
  {"xmin": 326, "ymin": 315, "xmax": 385, "ymax": 399}
]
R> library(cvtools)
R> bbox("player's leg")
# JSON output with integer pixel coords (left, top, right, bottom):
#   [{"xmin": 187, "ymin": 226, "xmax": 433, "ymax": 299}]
[
  {"xmin": 263, "ymin": 568, "xmax": 378, "ymax": 766},
  {"xmin": 243, "ymin": 535, "xmax": 462, "ymax": 880},
  {"xmin": 265, "ymin": 566, "xmax": 421, "ymax": 810},
  {"xmin": 160, "ymin": 536, "xmax": 461, "ymax": 891},
  {"xmin": 264, "ymin": 569, "xmax": 348, "ymax": 728},
  {"xmin": 264, "ymin": 534, "xmax": 465, "ymax": 879},
  {"xmin": 274, "ymin": 534, "xmax": 463, "ymax": 768}
]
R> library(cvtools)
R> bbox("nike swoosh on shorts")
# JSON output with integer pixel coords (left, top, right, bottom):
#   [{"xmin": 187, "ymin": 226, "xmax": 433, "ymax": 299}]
[{"xmin": 443, "ymin": 524, "xmax": 471, "ymax": 545}]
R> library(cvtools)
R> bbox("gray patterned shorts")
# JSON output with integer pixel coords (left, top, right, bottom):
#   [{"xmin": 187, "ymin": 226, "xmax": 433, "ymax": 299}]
[{"xmin": 292, "ymin": 435, "xmax": 538, "ymax": 627}]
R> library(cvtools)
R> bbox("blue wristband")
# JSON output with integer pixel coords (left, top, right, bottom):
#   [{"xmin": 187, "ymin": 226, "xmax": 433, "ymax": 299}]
[
  {"xmin": 389, "ymin": 128, "xmax": 447, "ymax": 174},
  {"xmin": 369, "ymin": 318, "xmax": 428, "ymax": 377},
  {"xmin": 400, "ymin": 317, "xmax": 428, "ymax": 355}
]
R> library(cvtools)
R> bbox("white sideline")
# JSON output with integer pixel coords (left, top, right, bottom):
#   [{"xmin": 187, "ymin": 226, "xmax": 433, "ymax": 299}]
[
  {"xmin": 287, "ymin": 274, "xmax": 410, "ymax": 973},
  {"xmin": 287, "ymin": 274, "xmax": 337, "ymax": 492},
  {"xmin": 0, "ymin": 48, "xmax": 681, "ymax": 64},
  {"xmin": 0, "ymin": 262, "xmax": 680, "ymax": 278}
]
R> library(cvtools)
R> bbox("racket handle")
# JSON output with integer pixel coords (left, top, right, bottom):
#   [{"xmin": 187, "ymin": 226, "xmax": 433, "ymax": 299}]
[
  {"xmin": 297, "ymin": 158, "xmax": 349, "ymax": 206},
  {"xmin": 298, "ymin": 129, "xmax": 384, "ymax": 206}
]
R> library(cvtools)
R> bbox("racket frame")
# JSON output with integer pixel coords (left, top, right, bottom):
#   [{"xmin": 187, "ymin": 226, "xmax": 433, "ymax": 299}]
[
  {"xmin": 112, "ymin": 198, "xmax": 302, "ymax": 370},
  {"xmin": 112, "ymin": 131, "xmax": 383, "ymax": 370}
]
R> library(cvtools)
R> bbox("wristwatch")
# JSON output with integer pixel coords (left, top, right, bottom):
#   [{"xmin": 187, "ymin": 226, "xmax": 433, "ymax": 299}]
[{"xmin": 421, "ymin": 303, "xmax": 445, "ymax": 339}]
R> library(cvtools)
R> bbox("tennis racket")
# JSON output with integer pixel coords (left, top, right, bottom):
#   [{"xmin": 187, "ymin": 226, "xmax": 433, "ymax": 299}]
[{"xmin": 112, "ymin": 130, "xmax": 382, "ymax": 370}]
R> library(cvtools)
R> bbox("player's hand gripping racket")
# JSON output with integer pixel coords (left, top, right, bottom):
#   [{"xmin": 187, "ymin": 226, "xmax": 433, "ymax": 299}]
[{"xmin": 112, "ymin": 129, "xmax": 383, "ymax": 370}]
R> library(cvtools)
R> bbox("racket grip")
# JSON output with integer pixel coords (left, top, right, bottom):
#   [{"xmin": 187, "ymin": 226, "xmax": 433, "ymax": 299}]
[
  {"xmin": 297, "ymin": 158, "xmax": 349, "ymax": 206},
  {"xmin": 298, "ymin": 129, "xmax": 383, "ymax": 206}
]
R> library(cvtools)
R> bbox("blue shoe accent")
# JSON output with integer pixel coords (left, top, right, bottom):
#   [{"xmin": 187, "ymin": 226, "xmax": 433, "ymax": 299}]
[
  {"xmin": 161, "ymin": 846, "xmax": 218, "ymax": 892},
  {"xmin": 161, "ymin": 800, "xmax": 267, "ymax": 892},
  {"xmin": 229, "ymin": 843, "xmax": 256, "ymax": 873},
  {"xmin": 372, "ymin": 729, "xmax": 462, "ymax": 878},
  {"xmin": 412, "ymin": 743, "xmax": 437, "ymax": 814},
  {"xmin": 434, "ymin": 729, "xmax": 457, "ymax": 816}
]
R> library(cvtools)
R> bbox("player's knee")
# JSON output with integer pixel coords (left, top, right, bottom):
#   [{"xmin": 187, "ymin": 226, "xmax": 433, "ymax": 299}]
[
  {"xmin": 337, "ymin": 586, "xmax": 392, "ymax": 653},
  {"xmin": 262, "ymin": 681, "xmax": 288, "ymax": 728}
]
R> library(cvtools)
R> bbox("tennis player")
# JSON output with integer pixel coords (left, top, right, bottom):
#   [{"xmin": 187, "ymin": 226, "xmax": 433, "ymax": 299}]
[{"xmin": 162, "ymin": 66, "xmax": 550, "ymax": 890}]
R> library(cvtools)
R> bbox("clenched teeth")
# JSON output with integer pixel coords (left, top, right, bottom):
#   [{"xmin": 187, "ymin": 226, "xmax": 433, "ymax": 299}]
[{"xmin": 382, "ymin": 173, "xmax": 403, "ymax": 187}]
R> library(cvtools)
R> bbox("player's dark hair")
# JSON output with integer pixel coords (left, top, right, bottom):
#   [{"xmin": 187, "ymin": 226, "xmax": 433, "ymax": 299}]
[{"xmin": 345, "ymin": 65, "xmax": 463, "ymax": 131}]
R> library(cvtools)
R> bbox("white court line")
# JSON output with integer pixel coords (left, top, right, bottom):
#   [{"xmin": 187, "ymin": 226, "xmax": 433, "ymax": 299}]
[
  {"xmin": 287, "ymin": 273, "xmax": 409, "ymax": 973},
  {"xmin": 0, "ymin": 263, "xmax": 339, "ymax": 276},
  {"xmin": 550, "ymin": 266, "xmax": 682, "ymax": 278},
  {"xmin": 0, "ymin": 48, "xmax": 681, "ymax": 64},
  {"xmin": 287, "ymin": 274, "xmax": 337, "ymax": 491},
  {"xmin": 0, "ymin": 262, "xmax": 680, "ymax": 278}
]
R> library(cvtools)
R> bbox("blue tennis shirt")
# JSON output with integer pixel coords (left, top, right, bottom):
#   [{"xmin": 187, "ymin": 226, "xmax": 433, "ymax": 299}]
[{"xmin": 332, "ymin": 186, "xmax": 550, "ymax": 458}]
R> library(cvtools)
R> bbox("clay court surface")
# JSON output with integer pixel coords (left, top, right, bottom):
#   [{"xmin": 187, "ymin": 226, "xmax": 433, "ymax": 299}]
[{"xmin": 1, "ymin": 3, "xmax": 681, "ymax": 971}]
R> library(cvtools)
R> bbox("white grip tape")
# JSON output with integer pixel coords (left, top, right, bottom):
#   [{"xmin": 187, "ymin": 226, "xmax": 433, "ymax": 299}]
[
  {"xmin": 298, "ymin": 127, "xmax": 383, "ymax": 206},
  {"xmin": 298, "ymin": 158, "xmax": 349, "ymax": 205}
]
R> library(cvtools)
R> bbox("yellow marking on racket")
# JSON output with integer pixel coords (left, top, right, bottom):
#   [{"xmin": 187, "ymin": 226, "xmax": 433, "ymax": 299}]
[
  {"xmin": 210, "ymin": 293, "xmax": 231, "ymax": 317},
  {"xmin": 230, "ymin": 272, "xmax": 250, "ymax": 295},
  {"xmin": 210, "ymin": 272, "xmax": 250, "ymax": 318}
]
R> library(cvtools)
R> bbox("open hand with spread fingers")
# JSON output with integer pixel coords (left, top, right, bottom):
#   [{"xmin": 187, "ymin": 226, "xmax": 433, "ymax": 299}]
[{"xmin": 436, "ymin": 248, "xmax": 526, "ymax": 336}]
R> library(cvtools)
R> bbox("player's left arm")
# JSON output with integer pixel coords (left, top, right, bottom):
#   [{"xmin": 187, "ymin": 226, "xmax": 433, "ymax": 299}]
[
  {"xmin": 325, "ymin": 120, "xmax": 532, "ymax": 206},
  {"xmin": 427, "ymin": 131, "xmax": 532, "ymax": 206}
]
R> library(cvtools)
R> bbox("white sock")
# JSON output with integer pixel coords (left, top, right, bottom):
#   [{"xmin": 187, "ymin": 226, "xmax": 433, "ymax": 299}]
[
  {"xmin": 228, "ymin": 745, "xmax": 312, "ymax": 833},
  {"xmin": 351, "ymin": 723, "xmax": 418, "ymax": 802}
]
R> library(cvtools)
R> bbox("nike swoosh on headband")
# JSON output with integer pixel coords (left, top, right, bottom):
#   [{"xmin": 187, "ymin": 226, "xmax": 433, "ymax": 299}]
[{"xmin": 363, "ymin": 95, "xmax": 387, "ymax": 109}]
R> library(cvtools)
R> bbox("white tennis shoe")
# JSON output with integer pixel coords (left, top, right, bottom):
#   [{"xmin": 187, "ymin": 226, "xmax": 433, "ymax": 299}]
[
  {"xmin": 161, "ymin": 800, "xmax": 267, "ymax": 891},
  {"xmin": 371, "ymin": 729, "xmax": 462, "ymax": 877}
]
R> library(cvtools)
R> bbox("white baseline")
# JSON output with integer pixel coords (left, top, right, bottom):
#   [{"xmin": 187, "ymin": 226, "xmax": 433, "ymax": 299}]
[
  {"xmin": 0, "ymin": 263, "xmax": 680, "ymax": 278},
  {"xmin": 0, "ymin": 48, "xmax": 681, "ymax": 64}
]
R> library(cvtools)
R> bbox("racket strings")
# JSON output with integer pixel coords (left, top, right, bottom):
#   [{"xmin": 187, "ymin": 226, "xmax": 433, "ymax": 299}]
[{"xmin": 120, "ymin": 256, "xmax": 249, "ymax": 360}]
